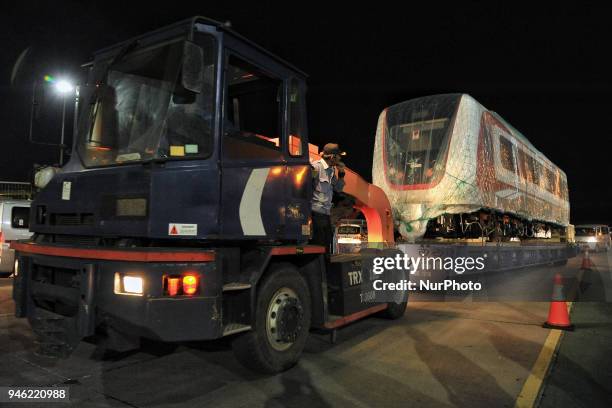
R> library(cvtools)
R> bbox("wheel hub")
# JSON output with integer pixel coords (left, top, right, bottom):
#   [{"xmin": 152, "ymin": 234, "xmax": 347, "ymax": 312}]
[{"xmin": 276, "ymin": 298, "xmax": 303, "ymax": 343}]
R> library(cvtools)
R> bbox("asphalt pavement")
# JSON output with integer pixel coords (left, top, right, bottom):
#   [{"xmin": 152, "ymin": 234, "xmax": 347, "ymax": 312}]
[{"xmin": 0, "ymin": 252, "xmax": 610, "ymax": 407}]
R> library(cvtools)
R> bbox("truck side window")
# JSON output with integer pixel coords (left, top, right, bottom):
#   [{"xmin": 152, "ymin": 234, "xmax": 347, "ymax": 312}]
[
  {"xmin": 289, "ymin": 79, "xmax": 306, "ymax": 157},
  {"xmin": 223, "ymin": 55, "xmax": 283, "ymax": 160}
]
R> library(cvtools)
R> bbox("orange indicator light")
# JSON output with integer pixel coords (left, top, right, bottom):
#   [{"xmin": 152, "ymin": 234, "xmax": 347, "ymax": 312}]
[
  {"xmin": 167, "ymin": 277, "xmax": 180, "ymax": 296},
  {"xmin": 182, "ymin": 275, "xmax": 199, "ymax": 295}
]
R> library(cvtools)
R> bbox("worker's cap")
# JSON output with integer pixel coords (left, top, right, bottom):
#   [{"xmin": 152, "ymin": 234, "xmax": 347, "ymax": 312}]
[{"xmin": 322, "ymin": 143, "xmax": 346, "ymax": 156}]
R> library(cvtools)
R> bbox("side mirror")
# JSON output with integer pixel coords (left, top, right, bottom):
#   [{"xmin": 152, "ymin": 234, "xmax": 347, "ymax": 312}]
[{"xmin": 181, "ymin": 41, "xmax": 204, "ymax": 93}]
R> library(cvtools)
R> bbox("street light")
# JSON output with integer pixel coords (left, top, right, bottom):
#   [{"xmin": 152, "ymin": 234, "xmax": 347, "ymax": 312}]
[
  {"xmin": 54, "ymin": 80, "xmax": 74, "ymax": 94},
  {"xmin": 29, "ymin": 75, "xmax": 78, "ymax": 167}
]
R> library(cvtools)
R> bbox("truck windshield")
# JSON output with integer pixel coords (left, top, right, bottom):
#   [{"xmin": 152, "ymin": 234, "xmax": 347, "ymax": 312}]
[
  {"xmin": 77, "ymin": 36, "xmax": 216, "ymax": 167},
  {"xmin": 384, "ymin": 94, "xmax": 460, "ymax": 186},
  {"xmin": 575, "ymin": 227, "xmax": 596, "ymax": 236}
]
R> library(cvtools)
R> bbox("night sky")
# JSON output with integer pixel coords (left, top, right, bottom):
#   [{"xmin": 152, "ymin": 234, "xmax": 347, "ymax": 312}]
[{"xmin": 1, "ymin": 2, "xmax": 610, "ymax": 225}]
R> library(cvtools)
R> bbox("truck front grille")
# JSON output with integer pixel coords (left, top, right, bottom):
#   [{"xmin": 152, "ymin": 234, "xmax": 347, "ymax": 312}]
[
  {"xmin": 32, "ymin": 264, "xmax": 80, "ymax": 289},
  {"xmin": 53, "ymin": 235, "xmax": 99, "ymax": 246}
]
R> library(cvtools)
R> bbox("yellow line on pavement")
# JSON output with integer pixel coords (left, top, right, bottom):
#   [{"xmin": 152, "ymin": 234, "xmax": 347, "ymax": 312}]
[
  {"xmin": 514, "ymin": 323, "xmax": 564, "ymax": 408},
  {"xmin": 515, "ymin": 268, "xmax": 584, "ymax": 408}
]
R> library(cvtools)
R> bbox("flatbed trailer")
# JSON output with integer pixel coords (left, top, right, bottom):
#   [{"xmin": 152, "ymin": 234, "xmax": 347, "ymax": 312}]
[{"xmin": 398, "ymin": 241, "xmax": 577, "ymax": 278}]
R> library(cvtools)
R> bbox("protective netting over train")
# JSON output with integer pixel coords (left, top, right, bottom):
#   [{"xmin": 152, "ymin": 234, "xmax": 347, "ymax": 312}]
[{"xmin": 372, "ymin": 94, "xmax": 570, "ymax": 241}]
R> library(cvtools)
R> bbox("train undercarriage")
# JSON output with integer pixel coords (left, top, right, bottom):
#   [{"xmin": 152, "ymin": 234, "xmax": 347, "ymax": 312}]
[{"xmin": 423, "ymin": 210, "xmax": 566, "ymax": 242}]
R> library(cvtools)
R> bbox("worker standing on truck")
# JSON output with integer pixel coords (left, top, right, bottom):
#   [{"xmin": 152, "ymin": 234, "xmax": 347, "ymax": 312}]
[{"xmin": 311, "ymin": 143, "xmax": 346, "ymax": 254}]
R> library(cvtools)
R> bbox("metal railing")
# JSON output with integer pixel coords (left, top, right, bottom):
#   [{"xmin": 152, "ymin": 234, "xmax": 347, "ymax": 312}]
[{"xmin": 0, "ymin": 181, "xmax": 33, "ymax": 200}]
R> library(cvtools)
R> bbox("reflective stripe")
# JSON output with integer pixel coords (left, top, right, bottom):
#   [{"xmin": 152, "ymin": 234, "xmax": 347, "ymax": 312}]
[
  {"xmin": 10, "ymin": 242, "xmax": 215, "ymax": 262},
  {"xmin": 239, "ymin": 168, "xmax": 269, "ymax": 236}
]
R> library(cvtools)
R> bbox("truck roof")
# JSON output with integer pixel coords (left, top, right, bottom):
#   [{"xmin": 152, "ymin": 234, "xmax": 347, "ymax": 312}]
[{"xmin": 89, "ymin": 16, "xmax": 308, "ymax": 78}]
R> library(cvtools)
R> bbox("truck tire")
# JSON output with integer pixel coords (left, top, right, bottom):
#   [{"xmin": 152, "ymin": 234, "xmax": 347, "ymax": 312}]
[
  {"xmin": 380, "ymin": 300, "xmax": 408, "ymax": 320},
  {"xmin": 232, "ymin": 264, "xmax": 311, "ymax": 374}
]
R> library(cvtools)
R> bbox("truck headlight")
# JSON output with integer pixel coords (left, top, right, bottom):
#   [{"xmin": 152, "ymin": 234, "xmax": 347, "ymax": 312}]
[
  {"xmin": 114, "ymin": 273, "xmax": 144, "ymax": 296},
  {"xmin": 34, "ymin": 166, "xmax": 60, "ymax": 189},
  {"xmin": 338, "ymin": 237, "xmax": 361, "ymax": 244}
]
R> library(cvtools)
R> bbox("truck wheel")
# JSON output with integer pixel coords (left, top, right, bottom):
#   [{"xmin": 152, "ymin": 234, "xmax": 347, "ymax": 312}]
[
  {"xmin": 380, "ymin": 300, "xmax": 408, "ymax": 320},
  {"xmin": 232, "ymin": 264, "xmax": 311, "ymax": 374}
]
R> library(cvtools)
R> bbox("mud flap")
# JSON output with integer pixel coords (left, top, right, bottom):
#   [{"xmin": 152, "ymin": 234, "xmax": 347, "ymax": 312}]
[
  {"xmin": 25, "ymin": 264, "xmax": 97, "ymax": 358},
  {"xmin": 29, "ymin": 308, "xmax": 81, "ymax": 358}
]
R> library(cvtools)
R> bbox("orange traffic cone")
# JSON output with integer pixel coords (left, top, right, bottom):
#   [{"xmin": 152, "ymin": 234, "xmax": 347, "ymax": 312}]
[
  {"xmin": 580, "ymin": 249, "xmax": 593, "ymax": 270},
  {"xmin": 543, "ymin": 273, "xmax": 574, "ymax": 331}
]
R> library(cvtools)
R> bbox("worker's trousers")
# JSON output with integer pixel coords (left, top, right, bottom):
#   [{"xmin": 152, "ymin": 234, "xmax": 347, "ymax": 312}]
[{"xmin": 311, "ymin": 211, "xmax": 332, "ymax": 256}]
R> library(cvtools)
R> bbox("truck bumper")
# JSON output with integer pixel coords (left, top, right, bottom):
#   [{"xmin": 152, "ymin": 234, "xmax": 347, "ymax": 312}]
[{"xmin": 12, "ymin": 245, "xmax": 222, "ymax": 353}]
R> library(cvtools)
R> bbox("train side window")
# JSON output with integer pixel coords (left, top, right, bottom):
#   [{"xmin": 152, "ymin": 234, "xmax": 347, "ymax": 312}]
[
  {"xmin": 543, "ymin": 167, "xmax": 555, "ymax": 193},
  {"xmin": 499, "ymin": 135, "xmax": 515, "ymax": 173},
  {"xmin": 222, "ymin": 55, "xmax": 283, "ymax": 160},
  {"xmin": 531, "ymin": 159, "xmax": 541, "ymax": 186},
  {"xmin": 518, "ymin": 149, "xmax": 531, "ymax": 182},
  {"xmin": 560, "ymin": 178, "xmax": 568, "ymax": 198},
  {"xmin": 553, "ymin": 171, "xmax": 561, "ymax": 196}
]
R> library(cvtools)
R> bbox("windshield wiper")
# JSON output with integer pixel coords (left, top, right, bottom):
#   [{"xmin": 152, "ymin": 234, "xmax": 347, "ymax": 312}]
[
  {"xmin": 140, "ymin": 156, "xmax": 169, "ymax": 166},
  {"xmin": 88, "ymin": 40, "xmax": 139, "ymax": 103}
]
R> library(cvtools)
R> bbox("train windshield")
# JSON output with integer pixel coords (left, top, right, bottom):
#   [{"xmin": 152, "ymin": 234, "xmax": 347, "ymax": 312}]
[
  {"xmin": 384, "ymin": 94, "xmax": 460, "ymax": 186},
  {"xmin": 76, "ymin": 36, "xmax": 216, "ymax": 167}
]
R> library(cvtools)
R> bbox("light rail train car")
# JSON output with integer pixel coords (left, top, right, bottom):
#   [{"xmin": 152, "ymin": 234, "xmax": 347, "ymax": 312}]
[{"xmin": 372, "ymin": 94, "xmax": 570, "ymax": 242}]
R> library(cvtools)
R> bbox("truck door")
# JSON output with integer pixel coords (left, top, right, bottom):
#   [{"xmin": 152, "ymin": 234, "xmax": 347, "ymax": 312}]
[
  {"xmin": 283, "ymin": 78, "xmax": 311, "ymax": 241},
  {"xmin": 220, "ymin": 53, "xmax": 288, "ymax": 239}
]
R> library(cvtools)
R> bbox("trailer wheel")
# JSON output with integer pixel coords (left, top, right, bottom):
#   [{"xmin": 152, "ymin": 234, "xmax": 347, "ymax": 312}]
[
  {"xmin": 232, "ymin": 264, "xmax": 311, "ymax": 374},
  {"xmin": 380, "ymin": 300, "xmax": 408, "ymax": 320}
]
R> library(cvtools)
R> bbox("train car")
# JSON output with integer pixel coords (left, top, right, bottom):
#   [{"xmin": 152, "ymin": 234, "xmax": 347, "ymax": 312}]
[{"xmin": 372, "ymin": 94, "xmax": 570, "ymax": 242}]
